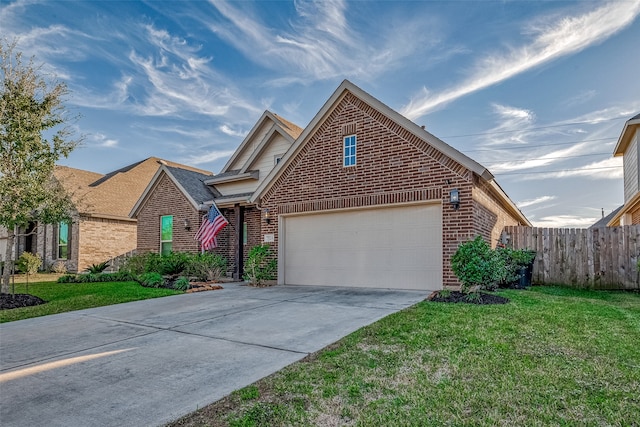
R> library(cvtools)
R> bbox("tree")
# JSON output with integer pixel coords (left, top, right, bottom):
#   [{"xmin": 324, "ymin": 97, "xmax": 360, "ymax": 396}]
[{"xmin": 0, "ymin": 40, "xmax": 80, "ymax": 293}]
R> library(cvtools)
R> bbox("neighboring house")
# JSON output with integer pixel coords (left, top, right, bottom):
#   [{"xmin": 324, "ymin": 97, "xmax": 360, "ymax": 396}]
[
  {"xmin": 250, "ymin": 80, "xmax": 530, "ymax": 290},
  {"xmin": 607, "ymin": 113, "xmax": 640, "ymax": 226},
  {"xmin": 131, "ymin": 111, "xmax": 302, "ymax": 278},
  {"xmin": 591, "ymin": 206, "xmax": 623, "ymax": 228},
  {"xmin": 10, "ymin": 157, "xmax": 209, "ymax": 273},
  {"xmin": 131, "ymin": 165, "xmax": 216, "ymax": 254}
]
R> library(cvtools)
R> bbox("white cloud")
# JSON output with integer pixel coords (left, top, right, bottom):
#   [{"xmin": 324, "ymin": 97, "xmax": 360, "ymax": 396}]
[
  {"xmin": 89, "ymin": 133, "xmax": 119, "ymax": 148},
  {"xmin": 521, "ymin": 157, "xmax": 623, "ymax": 180},
  {"xmin": 562, "ymin": 90, "xmax": 597, "ymax": 108},
  {"xmin": 483, "ymin": 103, "xmax": 536, "ymax": 146},
  {"xmin": 219, "ymin": 125, "xmax": 247, "ymax": 138},
  {"xmin": 489, "ymin": 142, "xmax": 590, "ymax": 173},
  {"xmin": 402, "ymin": 1, "xmax": 640, "ymax": 119},
  {"xmin": 206, "ymin": 0, "xmax": 435, "ymax": 81},
  {"xmin": 181, "ymin": 149, "xmax": 236, "ymax": 165},
  {"xmin": 518, "ymin": 196, "xmax": 557, "ymax": 208},
  {"xmin": 532, "ymin": 215, "xmax": 598, "ymax": 228}
]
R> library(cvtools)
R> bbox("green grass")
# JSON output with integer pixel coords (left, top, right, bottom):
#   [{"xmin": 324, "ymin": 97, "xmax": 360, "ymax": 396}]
[
  {"xmin": 169, "ymin": 286, "xmax": 640, "ymax": 427},
  {"xmin": 1, "ymin": 281, "xmax": 181, "ymax": 323}
]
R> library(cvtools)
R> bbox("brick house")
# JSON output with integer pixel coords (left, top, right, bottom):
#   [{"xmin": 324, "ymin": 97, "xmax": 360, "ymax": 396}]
[
  {"xmin": 250, "ymin": 80, "xmax": 530, "ymax": 290},
  {"xmin": 10, "ymin": 158, "xmax": 209, "ymax": 273},
  {"xmin": 131, "ymin": 111, "xmax": 302, "ymax": 279},
  {"xmin": 131, "ymin": 164, "xmax": 217, "ymax": 254},
  {"xmin": 607, "ymin": 113, "xmax": 640, "ymax": 226}
]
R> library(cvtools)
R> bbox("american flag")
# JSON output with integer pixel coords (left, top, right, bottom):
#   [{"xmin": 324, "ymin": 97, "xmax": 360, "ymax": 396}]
[{"xmin": 194, "ymin": 203, "xmax": 229, "ymax": 251}]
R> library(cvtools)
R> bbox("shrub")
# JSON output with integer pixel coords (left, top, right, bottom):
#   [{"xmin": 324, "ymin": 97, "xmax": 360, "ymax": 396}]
[
  {"xmin": 138, "ymin": 272, "xmax": 164, "ymax": 288},
  {"xmin": 85, "ymin": 261, "xmax": 110, "ymax": 274},
  {"xmin": 158, "ymin": 252, "xmax": 190, "ymax": 275},
  {"xmin": 173, "ymin": 276, "xmax": 190, "ymax": 291},
  {"xmin": 495, "ymin": 247, "xmax": 520, "ymax": 287},
  {"xmin": 57, "ymin": 271, "xmax": 135, "ymax": 283},
  {"xmin": 57, "ymin": 274, "xmax": 78, "ymax": 283},
  {"xmin": 451, "ymin": 236, "xmax": 504, "ymax": 293},
  {"xmin": 185, "ymin": 253, "xmax": 227, "ymax": 281},
  {"xmin": 243, "ymin": 244, "xmax": 277, "ymax": 286},
  {"xmin": 495, "ymin": 247, "xmax": 537, "ymax": 287},
  {"xmin": 120, "ymin": 253, "xmax": 152, "ymax": 276},
  {"xmin": 51, "ymin": 260, "xmax": 67, "ymax": 274},
  {"xmin": 17, "ymin": 252, "xmax": 42, "ymax": 275}
]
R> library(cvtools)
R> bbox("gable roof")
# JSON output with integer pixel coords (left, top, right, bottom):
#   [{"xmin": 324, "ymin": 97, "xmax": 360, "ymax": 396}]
[
  {"xmin": 592, "ymin": 205, "xmax": 623, "ymax": 228},
  {"xmin": 251, "ymin": 80, "xmax": 528, "ymax": 225},
  {"xmin": 219, "ymin": 110, "xmax": 302, "ymax": 175},
  {"xmin": 613, "ymin": 113, "xmax": 640, "ymax": 156},
  {"xmin": 55, "ymin": 157, "xmax": 211, "ymax": 221},
  {"xmin": 130, "ymin": 164, "xmax": 216, "ymax": 218}
]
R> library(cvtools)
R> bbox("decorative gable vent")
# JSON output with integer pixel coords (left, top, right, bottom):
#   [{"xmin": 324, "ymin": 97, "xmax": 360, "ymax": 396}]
[{"xmin": 342, "ymin": 122, "xmax": 358, "ymax": 136}]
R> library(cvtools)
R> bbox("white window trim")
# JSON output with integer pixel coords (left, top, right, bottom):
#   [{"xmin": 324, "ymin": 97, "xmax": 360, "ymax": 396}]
[{"xmin": 343, "ymin": 134, "xmax": 357, "ymax": 167}]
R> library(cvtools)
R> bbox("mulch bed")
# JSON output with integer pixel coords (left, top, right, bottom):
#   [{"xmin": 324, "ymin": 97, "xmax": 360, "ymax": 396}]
[
  {"xmin": 0, "ymin": 293, "xmax": 47, "ymax": 310},
  {"xmin": 428, "ymin": 290, "xmax": 509, "ymax": 305}
]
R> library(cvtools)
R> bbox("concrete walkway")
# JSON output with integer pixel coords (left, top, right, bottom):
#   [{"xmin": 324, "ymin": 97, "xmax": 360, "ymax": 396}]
[{"xmin": 0, "ymin": 282, "xmax": 428, "ymax": 427}]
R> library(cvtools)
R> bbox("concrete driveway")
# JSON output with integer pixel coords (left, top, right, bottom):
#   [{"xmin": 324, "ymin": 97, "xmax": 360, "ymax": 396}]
[{"xmin": 0, "ymin": 282, "xmax": 427, "ymax": 427}]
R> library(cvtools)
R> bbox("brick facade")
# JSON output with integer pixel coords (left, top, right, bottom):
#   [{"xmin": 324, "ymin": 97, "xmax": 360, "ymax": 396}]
[
  {"xmin": 260, "ymin": 91, "xmax": 524, "ymax": 288},
  {"xmin": 136, "ymin": 172, "xmax": 262, "ymax": 278},
  {"xmin": 212, "ymin": 206, "xmax": 262, "ymax": 277},
  {"xmin": 136, "ymin": 173, "xmax": 202, "ymax": 254},
  {"xmin": 36, "ymin": 216, "xmax": 81, "ymax": 273},
  {"xmin": 77, "ymin": 217, "xmax": 136, "ymax": 272}
]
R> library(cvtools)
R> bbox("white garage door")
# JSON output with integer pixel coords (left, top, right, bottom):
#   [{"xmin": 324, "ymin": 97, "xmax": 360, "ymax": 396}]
[{"xmin": 280, "ymin": 203, "xmax": 442, "ymax": 290}]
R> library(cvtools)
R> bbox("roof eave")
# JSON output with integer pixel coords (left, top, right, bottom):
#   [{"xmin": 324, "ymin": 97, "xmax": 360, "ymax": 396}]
[
  {"xmin": 613, "ymin": 117, "xmax": 640, "ymax": 157},
  {"xmin": 204, "ymin": 171, "xmax": 259, "ymax": 185},
  {"xmin": 607, "ymin": 191, "xmax": 640, "ymax": 226},
  {"xmin": 486, "ymin": 179, "xmax": 532, "ymax": 226}
]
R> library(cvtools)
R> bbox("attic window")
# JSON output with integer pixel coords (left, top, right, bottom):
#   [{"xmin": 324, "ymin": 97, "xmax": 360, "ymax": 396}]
[{"xmin": 343, "ymin": 135, "xmax": 357, "ymax": 167}]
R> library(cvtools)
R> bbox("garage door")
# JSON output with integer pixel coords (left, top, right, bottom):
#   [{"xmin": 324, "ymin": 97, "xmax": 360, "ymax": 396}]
[{"xmin": 280, "ymin": 203, "xmax": 442, "ymax": 290}]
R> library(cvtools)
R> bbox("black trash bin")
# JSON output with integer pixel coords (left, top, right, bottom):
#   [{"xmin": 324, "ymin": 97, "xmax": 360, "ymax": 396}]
[{"xmin": 517, "ymin": 263, "xmax": 534, "ymax": 288}]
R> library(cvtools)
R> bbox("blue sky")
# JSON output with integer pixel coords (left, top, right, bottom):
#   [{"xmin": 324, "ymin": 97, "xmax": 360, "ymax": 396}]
[{"xmin": 2, "ymin": 0, "xmax": 640, "ymax": 227}]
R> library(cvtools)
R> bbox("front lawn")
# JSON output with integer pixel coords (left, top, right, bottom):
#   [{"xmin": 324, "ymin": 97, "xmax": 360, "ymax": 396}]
[
  {"xmin": 170, "ymin": 286, "xmax": 640, "ymax": 426},
  {"xmin": 0, "ymin": 281, "xmax": 181, "ymax": 323}
]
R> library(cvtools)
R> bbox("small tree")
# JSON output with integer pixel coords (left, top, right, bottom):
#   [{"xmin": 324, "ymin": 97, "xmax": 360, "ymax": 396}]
[
  {"xmin": 17, "ymin": 252, "xmax": 42, "ymax": 292},
  {"xmin": 243, "ymin": 244, "xmax": 277, "ymax": 286},
  {"xmin": 0, "ymin": 40, "xmax": 80, "ymax": 293}
]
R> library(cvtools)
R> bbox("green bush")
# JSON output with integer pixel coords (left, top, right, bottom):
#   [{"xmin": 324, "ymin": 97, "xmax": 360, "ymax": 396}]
[
  {"xmin": 243, "ymin": 244, "xmax": 277, "ymax": 286},
  {"xmin": 57, "ymin": 271, "xmax": 135, "ymax": 283},
  {"xmin": 17, "ymin": 252, "xmax": 42, "ymax": 275},
  {"xmin": 495, "ymin": 247, "xmax": 537, "ymax": 287},
  {"xmin": 158, "ymin": 252, "xmax": 190, "ymax": 275},
  {"xmin": 495, "ymin": 247, "xmax": 520, "ymax": 286},
  {"xmin": 85, "ymin": 261, "xmax": 110, "ymax": 274},
  {"xmin": 185, "ymin": 253, "xmax": 227, "ymax": 281},
  {"xmin": 173, "ymin": 276, "xmax": 191, "ymax": 291},
  {"xmin": 138, "ymin": 272, "xmax": 164, "ymax": 288},
  {"xmin": 451, "ymin": 236, "xmax": 504, "ymax": 293},
  {"xmin": 120, "ymin": 253, "xmax": 152, "ymax": 276},
  {"xmin": 120, "ymin": 251, "xmax": 228, "ymax": 282}
]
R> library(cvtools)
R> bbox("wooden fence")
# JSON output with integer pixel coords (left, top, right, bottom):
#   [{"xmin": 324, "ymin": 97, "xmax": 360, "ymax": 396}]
[{"xmin": 503, "ymin": 225, "xmax": 640, "ymax": 290}]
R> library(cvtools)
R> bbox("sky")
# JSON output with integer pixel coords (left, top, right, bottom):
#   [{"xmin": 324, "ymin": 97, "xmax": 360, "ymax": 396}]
[{"xmin": 2, "ymin": 0, "xmax": 640, "ymax": 228}]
